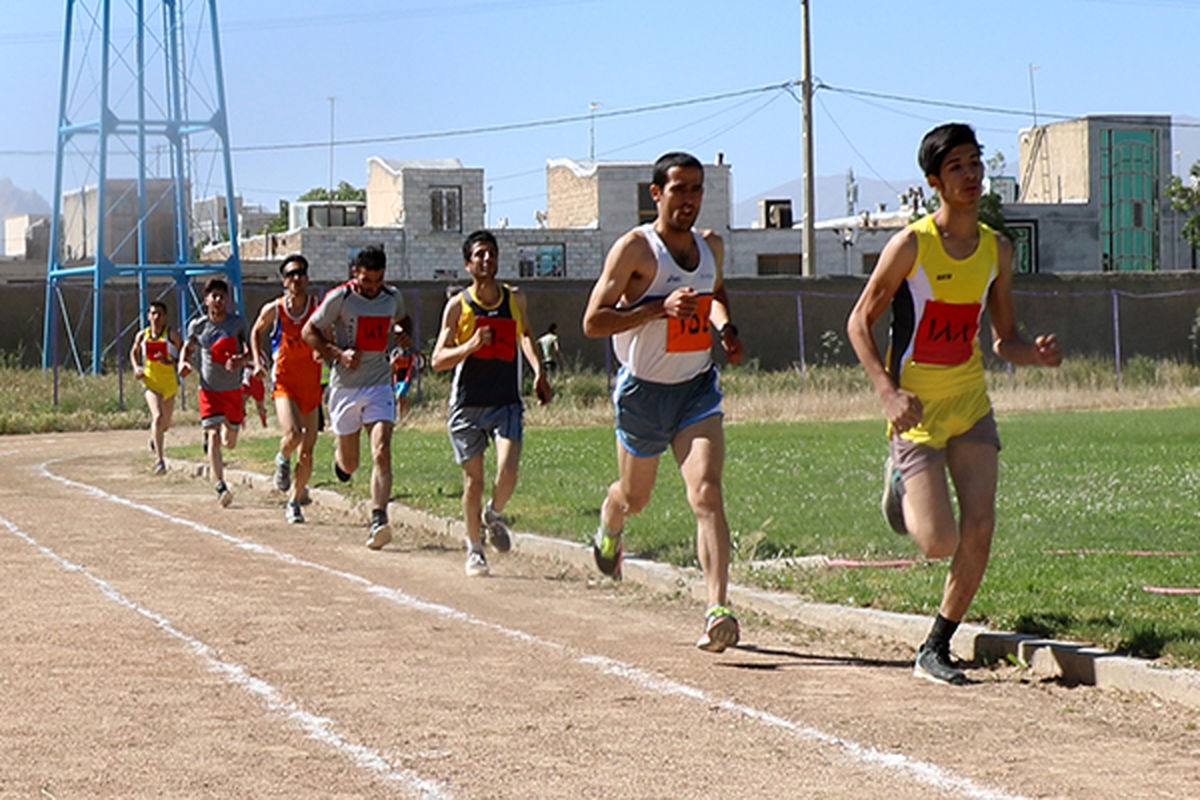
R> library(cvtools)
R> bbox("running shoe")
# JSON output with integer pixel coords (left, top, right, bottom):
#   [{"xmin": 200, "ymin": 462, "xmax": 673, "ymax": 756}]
[
  {"xmin": 913, "ymin": 641, "xmax": 966, "ymax": 685},
  {"xmin": 881, "ymin": 456, "xmax": 908, "ymax": 535},
  {"xmin": 592, "ymin": 525, "xmax": 623, "ymax": 579},
  {"xmin": 152, "ymin": 460, "xmax": 166, "ymax": 476},
  {"xmin": 696, "ymin": 604, "xmax": 740, "ymax": 653},
  {"xmin": 273, "ymin": 452, "xmax": 291, "ymax": 492},
  {"xmin": 366, "ymin": 518, "xmax": 392, "ymax": 550},
  {"xmin": 216, "ymin": 481, "xmax": 233, "ymax": 508},
  {"xmin": 483, "ymin": 500, "xmax": 512, "ymax": 553},
  {"xmin": 285, "ymin": 500, "xmax": 304, "ymax": 524},
  {"xmin": 465, "ymin": 548, "xmax": 490, "ymax": 577},
  {"xmin": 333, "ymin": 456, "xmax": 352, "ymax": 483}
]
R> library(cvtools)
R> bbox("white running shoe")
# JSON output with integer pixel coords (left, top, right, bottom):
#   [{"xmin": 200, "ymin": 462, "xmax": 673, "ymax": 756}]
[{"xmin": 465, "ymin": 549, "xmax": 489, "ymax": 577}]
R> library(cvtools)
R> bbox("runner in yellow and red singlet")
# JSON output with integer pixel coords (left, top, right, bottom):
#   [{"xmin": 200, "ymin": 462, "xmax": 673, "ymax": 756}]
[{"xmin": 847, "ymin": 123, "xmax": 1062, "ymax": 685}]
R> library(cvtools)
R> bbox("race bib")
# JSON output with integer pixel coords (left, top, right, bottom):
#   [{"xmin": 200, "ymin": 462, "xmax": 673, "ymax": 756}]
[
  {"xmin": 145, "ymin": 339, "xmax": 169, "ymax": 363},
  {"xmin": 912, "ymin": 300, "xmax": 980, "ymax": 365},
  {"xmin": 210, "ymin": 335, "xmax": 241, "ymax": 366},
  {"xmin": 473, "ymin": 317, "xmax": 517, "ymax": 361},
  {"xmin": 355, "ymin": 315, "xmax": 391, "ymax": 352},
  {"xmin": 665, "ymin": 294, "xmax": 714, "ymax": 353}
]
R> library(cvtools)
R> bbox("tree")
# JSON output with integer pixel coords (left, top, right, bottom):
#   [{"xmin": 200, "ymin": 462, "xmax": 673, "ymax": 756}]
[
  {"xmin": 298, "ymin": 180, "xmax": 365, "ymax": 203},
  {"xmin": 1166, "ymin": 160, "xmax": 1200, "ymax": 250}
]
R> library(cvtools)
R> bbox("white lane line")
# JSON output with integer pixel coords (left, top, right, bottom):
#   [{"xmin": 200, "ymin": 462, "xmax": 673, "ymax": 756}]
[
  {"xmin": 0, "ymin": 513, "xmax": 454, "ymax": 800},
  {"xmin": 39, "ymin": 461, "xmax": 1032, "ymax": 800}
]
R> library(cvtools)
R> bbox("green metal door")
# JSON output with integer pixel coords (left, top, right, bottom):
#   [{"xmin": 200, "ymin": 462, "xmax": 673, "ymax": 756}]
[{"xmin": 1100, "ymin": 128, "xmax": 1159, "ymax": 271}]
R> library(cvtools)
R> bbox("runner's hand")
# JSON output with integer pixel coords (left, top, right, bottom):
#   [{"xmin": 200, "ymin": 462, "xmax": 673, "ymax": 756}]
[
  {"xmin": 1033, "ymin": 334, "xmax": 1061, "ymax": 367},
  {"xmin": 663, "ymin": 287, "xmax": 698, "ymax": 319},
  {"xmin": 884, "ymin": 388, "xmax": 923, "ymax": 434}
]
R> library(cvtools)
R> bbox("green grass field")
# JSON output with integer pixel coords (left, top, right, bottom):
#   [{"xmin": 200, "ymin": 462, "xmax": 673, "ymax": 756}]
[{"xmin": 193, "ymin": 404, "xmax": 1200, "ymax": 668}]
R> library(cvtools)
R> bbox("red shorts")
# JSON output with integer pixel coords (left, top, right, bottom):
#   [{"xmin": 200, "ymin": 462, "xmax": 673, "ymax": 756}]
[
  {"xmin": 243, "ymin": 374, "xmax": 266, "ymax": 403},
  {"xmin": 199, "ymin": 388, "xmax": 246, "ymax": 428}
]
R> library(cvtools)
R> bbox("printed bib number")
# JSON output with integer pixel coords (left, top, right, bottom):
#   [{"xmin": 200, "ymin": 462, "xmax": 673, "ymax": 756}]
[
  {"xmin": 145, "ymin": 339, "xmax": 169, "ymax": 363},
  {"xmin": 912, "ymin": 300, "xmax": 980, "ymax": 365},
  {"xmin": 665, "ymin": 294, "xmax": 713, "ymax": 353},
  {"xmin": 473, "ymin": 317, "xmax": 517, "ymax": 361},
  {"xmin": 355, "ymin": 315, "xmax": 391, "ymax": 352}
]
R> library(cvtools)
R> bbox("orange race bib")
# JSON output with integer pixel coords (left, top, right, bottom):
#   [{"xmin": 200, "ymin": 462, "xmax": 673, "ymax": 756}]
[
  {"xmin": 473, "ymin": 317, "xmax": 517, "ymax": 361},
  {"xmin": 355, "ymin": 315, "xmax": 391, "ymax": 352},
  {"xmin": 912, "ymin": 300, "xmax": 980, "ymax": 365},
  {"xmin": 145, "ymin": 339, "xmax": 169, "ymax": 363},
  {"xmin": 665, "ymin": 294, "xmax": 713, "ymax": 353}
]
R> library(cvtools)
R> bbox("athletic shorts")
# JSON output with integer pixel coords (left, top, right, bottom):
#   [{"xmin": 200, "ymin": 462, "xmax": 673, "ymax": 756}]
[
  {"xmin": 273, "ymin": 378, "xmax": 323, "ymax": 415},
  {"xmin": 893, "ymin": 381, "xmax": 992, "ymax": 450},
  {"xmin": 613, "ymin": 365, "xmax": 722, "ymax": 458},
  {"xmin": 199, "ymin": 388, "xmax": 245, "ymax": 429},
  {"xmin": 328, "ymin": 384, "xmax": 395, "ymax": 436},
  {"xmin": 394, "ymin": 380, "xmax": 412, "ymax": 399},
  {"xmin": 242, "ymin": 374, "xmax": 265, "ymax": 404},
  {"xmin": 143, "ymin": 370, "xmax": 178, "ymax": 401},
  {"xmin": 890, "ymin": 410, "xmax": 1001, "ymax": 482},
  {"xmin": 447, "ymin": 402, "xmax": 523, "ymax": 465}
]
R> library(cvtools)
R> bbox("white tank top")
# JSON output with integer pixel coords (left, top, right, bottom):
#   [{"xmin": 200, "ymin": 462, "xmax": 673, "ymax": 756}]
[{"xmin": 612, "ymin": 224, "xmax": 717, "ymax": 384}]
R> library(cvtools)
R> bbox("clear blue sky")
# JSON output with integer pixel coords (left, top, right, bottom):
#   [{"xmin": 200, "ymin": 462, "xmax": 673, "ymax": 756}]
[{"xmin": 2, "ymin": 0, "xmax": 1198, "ymax": 227}]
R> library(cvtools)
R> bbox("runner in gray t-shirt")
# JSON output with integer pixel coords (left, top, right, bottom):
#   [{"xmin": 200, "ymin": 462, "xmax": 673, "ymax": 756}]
[
  {"xmin": 302, "ymin": 245, "xmax": 412, "ymax": 549},
  {"xmin": 178, "ymin": 277, "xmax": 250, "ymax": 508}
]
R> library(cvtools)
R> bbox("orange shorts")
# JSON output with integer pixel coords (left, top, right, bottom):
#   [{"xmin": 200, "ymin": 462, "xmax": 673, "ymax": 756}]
[{"xmin": 272, "ymin": 379, "xmax": 323, "ymax": 416}]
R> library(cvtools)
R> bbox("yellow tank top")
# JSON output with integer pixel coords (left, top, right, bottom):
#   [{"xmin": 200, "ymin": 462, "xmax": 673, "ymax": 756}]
[
  {"xmin": 886, "ymin": 215, "xmax": 997, "ymax": 401},
  {"xmin": 142, "ymin": 326, "xmax": 179, "ymax": 399}
]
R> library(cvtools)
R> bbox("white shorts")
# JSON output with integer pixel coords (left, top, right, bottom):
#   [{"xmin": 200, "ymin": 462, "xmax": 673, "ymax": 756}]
[{"xmin": 328, "ymin": 384, "xmax": 396, "ymax": 436}]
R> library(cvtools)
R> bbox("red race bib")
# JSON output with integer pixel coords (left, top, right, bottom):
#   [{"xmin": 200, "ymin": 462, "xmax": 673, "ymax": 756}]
[
  {"xmin": 473, "ymin": 317, "xmax": 517, "ymax": 361},
  {"xmin": 665, "ymin": 294, "xmax": 713, "ymax": 353},
  {"xmin": 145, "ymin": 339, "xmax": 169, "ymax": 363},
  {"xmin": 912, "ymin": 300, "xmax": 980, "ymax": 365},
  {"xmin": 354, "ymin": 315, "xmax": 391, "ymax": 352}
]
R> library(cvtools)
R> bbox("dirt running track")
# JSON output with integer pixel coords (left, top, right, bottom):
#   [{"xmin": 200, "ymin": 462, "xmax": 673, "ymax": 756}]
[{"xmin": 2, "ymin": 430, "xmax": 1199, "ymax": 799}]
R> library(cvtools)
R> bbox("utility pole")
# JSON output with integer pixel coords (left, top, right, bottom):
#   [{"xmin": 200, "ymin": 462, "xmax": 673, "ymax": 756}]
[
  {"xmin": 327, "ymin": 96, "xmax": 336, "ymax": 201},
  {"xmin": 589, "ymin": 102, "xmax": 600, "ymax": 161},
  {"xmin": 1028, "ymin": 65, "xmax": 1039, "ymax": 127},
  {"xmin": 800, "ymin": 0, "xmax": 816, "ymax": 276}
]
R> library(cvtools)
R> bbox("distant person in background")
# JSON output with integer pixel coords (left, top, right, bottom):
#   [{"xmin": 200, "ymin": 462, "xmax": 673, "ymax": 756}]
[
  {"xmin": 303, "ymin": 245, "xmax": 413, "ymax": 549},
  {"xmin": 537, "ymin": 322, "xmax": 561, "ymax": 373},
  {"xmin": 431, "ymin": 229, "xmax": 551, "ymax": 578},
  {"xmin": 846, "ymin": 122, "xmax": 1061, "ymax": 686},
  {"xmin": 179, "ymin": 277, "xmax": 250, "ymax": 507},
  {"xmin": 129, "ymin": 300, "xmax": 183, "ymax": 475},
  {"xmin": 251, "ymin": 253, "xmax": 323, "ymax": 524},
  {"xmin": 389, "ymin": 343, "xmax": 424, "ymax": 421}
]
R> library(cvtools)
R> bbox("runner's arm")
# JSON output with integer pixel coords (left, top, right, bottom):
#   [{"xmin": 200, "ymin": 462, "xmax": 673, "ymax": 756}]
[
  {"xmin": 846, "ymin": 228, "xmax": 924, "ymax": 433},
  {"xmin": 430, "ymin": 294, "xmax": 488, "ymax": 372},
  {"xmin": 988, "ymin": 236, "xmax": 1062, "ymax": 367},
  {"xmin": 129, "ymin": 330, "xmax": 145, "ymax": 378},
  {"xmin": 249, "ymin": 301, "xmax": 277, "ymax": 379},
  {"xmin": 582, "ymin": 231, "xmax": 671, "ymax": 337},
  {"xmin": 513, "ymin": 288, "xmax": 552, "ymax": 404},
  {"xmin": 703, "ymin": 232, "xmax": 743, "ymax": 365}
]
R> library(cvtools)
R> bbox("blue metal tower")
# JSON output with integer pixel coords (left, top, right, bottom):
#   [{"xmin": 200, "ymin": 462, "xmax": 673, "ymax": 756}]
[{"xmin": 43, "ymin": 0, "xmax": 242, "ymax": 373}]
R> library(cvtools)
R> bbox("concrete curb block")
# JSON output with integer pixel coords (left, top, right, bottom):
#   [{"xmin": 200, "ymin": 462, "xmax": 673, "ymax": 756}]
[{"xmin": 169, "ymin": 458, "xmax": 1200, "ymax": 710}]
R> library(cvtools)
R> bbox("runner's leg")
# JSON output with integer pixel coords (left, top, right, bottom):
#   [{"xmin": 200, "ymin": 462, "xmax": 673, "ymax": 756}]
[{"xmin": 673, "ymin": 414, "xmax": 730, "ymax": 608}]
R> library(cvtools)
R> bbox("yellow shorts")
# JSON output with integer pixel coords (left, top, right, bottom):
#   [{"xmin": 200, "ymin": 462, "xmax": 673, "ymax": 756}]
[
  {"xmin": 892, "ymin": 382, "xmax": 992, "ymax": 450},
  {"xmin": 143, "ymin": 366, "xmax": 178, "ymax": 401}
]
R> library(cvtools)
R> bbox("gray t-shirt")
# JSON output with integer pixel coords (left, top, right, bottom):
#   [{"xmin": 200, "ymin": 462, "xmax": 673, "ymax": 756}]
[
  {"xmin": 309, "ymin": 281, "xmax": 407, "ymax": 390},
  {"xmin": 186, "ymin": 313, "xmax": 248, "ymax": 393}
]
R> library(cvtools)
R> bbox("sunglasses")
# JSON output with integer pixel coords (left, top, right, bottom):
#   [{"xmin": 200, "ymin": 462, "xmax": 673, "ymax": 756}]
[{"xmin": 283, "ymin": 268, "xmax": 308, "ymax": 279}]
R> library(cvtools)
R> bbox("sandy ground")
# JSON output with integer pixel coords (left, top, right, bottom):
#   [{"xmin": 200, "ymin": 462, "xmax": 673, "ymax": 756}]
[{"xmin": 2, "ymin": 429, "xmax": 1199, "ymax": 799}]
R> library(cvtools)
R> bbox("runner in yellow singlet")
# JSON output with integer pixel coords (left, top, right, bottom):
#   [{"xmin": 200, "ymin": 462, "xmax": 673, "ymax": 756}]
[
  {"xmin": 847, "ymin": 123, "xmax": 1061, "ymax": 685},
  {"xmin": 129, "ymin": 301, "xmax": 184, "ymax": 475}
]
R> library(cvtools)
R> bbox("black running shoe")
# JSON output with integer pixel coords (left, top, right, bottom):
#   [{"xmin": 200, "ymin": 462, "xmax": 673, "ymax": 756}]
[
  {"xmin": 333, "ymin": 456, "xmax": 352, "ymax": 483},
  {"xmin": 592, "ymin": 526, "xmax": 623, "ymax": 579},
  {"xmin": 913, "ymin": 642, "xmax": 966, "ymax": 685}
]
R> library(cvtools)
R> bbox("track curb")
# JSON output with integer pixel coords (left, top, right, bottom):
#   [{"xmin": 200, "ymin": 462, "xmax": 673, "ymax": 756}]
[{"xmin": 170, "ymin": 457, "xmax": 1200, "ymax": 711}]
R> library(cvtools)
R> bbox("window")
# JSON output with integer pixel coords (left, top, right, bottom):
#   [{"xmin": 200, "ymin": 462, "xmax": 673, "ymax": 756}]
[
  {"xmin": 518, "ymin": 244, "xmax": 566, "ymax": 277},
  {"xmin": 637, "ymin": 183, "xmax": 656, "ymax": 225},
  {"xmin": 306, "ymin": 204, "xmax": 364, "ymax": 228},
  {"xmin": 431, "ymin": 186, "xmax": 462, "ymax": 232},
  {"xmin": 757, "ymin": 253, "xmax": 802, "ymax": 275}
]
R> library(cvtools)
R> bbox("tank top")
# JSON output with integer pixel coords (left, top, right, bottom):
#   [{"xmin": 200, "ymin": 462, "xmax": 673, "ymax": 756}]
[
  {"xmin": 887, "ymin": 215, "xmax": 998, "ymax": 401},
  {"xmin": 449, "ymin": 283, "xmax": 526, "ymax": 408},
  {"xmin": 270, "ymin": 294, "xmax": 321, "ymax": 390},
  {"xmin": 142, "ymin": 325, "xmax": 178, "ymax": 398},
  {"xmin": 612, "ymin": 224, "xmax": 717, "ymax": 384}
]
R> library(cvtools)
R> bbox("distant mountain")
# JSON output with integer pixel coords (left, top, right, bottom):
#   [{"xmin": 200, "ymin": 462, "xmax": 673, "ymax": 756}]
[
  {"xmin": 0, "ymin": 178, "xmax": 51, "ymax": 256},
  {"xmin": 734, "ymin": 173, "xmax": 924, "ymax": 228}
]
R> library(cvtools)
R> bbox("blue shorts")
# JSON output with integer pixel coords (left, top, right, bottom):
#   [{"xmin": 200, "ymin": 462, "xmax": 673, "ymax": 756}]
[
  {"xmin": 447, "ymin": 402, "xmax": 524, "ymax": 464},
  {"xmin": 613, "ymin": 365, "xmax": 723, "ymax": 458}
]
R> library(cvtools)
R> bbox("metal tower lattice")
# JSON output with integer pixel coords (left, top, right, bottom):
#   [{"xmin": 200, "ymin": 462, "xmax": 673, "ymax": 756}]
[{"xmin": 43, "ymin": 0, "xmax": 242, "ymax": 373}]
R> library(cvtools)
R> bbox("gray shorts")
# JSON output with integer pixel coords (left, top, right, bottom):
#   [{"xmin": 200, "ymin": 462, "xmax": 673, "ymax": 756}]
[
  {"xmin": 889, "ymin": 410, "xmax": 1002, "ymax": 481},
  {"xmin": 447, "ymin": 402, "xmax": 524, "ymax": 465},
  {"xmin": 613, "ymin": 365, "xmax": 723, "ymax": 458}
]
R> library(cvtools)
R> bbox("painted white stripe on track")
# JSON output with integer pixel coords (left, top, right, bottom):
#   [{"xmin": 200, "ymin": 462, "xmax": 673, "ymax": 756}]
[
  {"xmin": 37, "ymin": 460, "xmax": 1032, "ymax": 800},
  {"xmin": 0, "ymin": 513, "xmax": 454, "ymax": 800}
]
